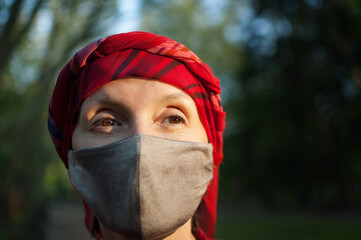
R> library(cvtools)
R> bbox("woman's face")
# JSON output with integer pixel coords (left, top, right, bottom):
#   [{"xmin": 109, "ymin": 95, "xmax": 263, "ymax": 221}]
[
  {"xmin": 72, "ymin": 77, "xmax": 206, "ymax": 239},
  {"xmin": 72, "ymin": 77, "xmax": 208, "ymax": 150}
]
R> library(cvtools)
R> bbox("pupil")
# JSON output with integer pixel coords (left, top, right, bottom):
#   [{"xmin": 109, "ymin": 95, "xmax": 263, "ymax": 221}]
[
  {"xmin": 104, "ymin": 119, "xmax": 113, "ymax": 126},
  {"xmin": 170, "ymin": 117, "xmax": 180, "ymax": 123}
]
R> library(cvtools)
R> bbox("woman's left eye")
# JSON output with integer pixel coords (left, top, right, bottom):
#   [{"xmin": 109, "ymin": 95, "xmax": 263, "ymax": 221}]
[{"xmin": 163, "ymin": 115, "xmax": 185, "ymax": 124}]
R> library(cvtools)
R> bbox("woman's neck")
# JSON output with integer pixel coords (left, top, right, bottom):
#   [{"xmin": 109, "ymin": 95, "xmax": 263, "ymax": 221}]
[{"xmin": 100, "ymin": 218, "xmax": 195, "ymax": 240}]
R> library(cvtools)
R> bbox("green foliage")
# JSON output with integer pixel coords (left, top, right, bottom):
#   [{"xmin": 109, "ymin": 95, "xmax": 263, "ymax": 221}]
[
  {"xmin": 216, "ymin": 214, "xmax": 361, "ymax": 240},
  {"xmin": 0, "ymin": 0, "xmax": 119, "ymax": 239},
  {"xmin": 225, "ymin": 0, "xmax": 361, "ymax": 208}
]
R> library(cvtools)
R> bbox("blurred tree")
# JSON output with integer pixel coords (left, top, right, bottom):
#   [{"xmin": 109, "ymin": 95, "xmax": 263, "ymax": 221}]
[
  {"xmin": 228, "ymin": 0, "xmax": 361, "ymax": 209},
  {"xmin": 0, "ymin": 0, "xmax": 119, "ymax": 239}
]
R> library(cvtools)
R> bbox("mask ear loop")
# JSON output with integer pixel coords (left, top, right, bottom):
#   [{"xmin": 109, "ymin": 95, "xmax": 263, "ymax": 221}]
[
  {"xmin": 92, "ymin": 217, "xmax": 101, "ymax": 237},
  {"xmin": 191, "ymin": 214, "xmax": 199, "ymax": 234}
]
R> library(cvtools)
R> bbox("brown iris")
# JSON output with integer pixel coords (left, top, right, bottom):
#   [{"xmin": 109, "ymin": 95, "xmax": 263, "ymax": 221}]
[
  {"xmin": 168, "ymin": 116, "xmax": 182, "ymax": 124},
  {"xmin": 101, "ymin": 119, "xmax": 115, "ymax": 126}
]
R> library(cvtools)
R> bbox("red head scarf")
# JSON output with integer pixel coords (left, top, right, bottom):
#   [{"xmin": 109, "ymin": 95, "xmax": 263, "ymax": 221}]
[{"xmin": 48, "ymin": 31, "xmax": 226, "ymax": 240}]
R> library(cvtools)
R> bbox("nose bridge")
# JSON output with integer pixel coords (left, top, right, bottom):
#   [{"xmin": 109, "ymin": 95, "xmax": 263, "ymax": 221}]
[{"xmin": 130, "ymin": 115, "xmax": 153, "ymax": 136}]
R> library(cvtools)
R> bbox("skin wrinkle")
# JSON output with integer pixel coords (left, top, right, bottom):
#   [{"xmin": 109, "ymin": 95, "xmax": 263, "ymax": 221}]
[{"xmin": 72, "ymin": 77, "xmax": 206, "ymax": 240}]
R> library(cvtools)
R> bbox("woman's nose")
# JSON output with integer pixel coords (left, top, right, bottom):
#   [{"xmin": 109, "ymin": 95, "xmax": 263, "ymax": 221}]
[{"xmin": 129, "ymin": 118, "xmax": 155, "ymax": 137}]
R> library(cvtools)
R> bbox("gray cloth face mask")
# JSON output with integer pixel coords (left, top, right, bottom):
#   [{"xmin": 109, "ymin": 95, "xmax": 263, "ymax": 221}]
[{"xmin": 68, "ymin": 134, "xmax": 213, "ymax": 240}]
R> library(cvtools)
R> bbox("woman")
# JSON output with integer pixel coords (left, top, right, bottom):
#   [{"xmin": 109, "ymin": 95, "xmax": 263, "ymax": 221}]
[{"xmin": 48, "ymin": 31, "xmax": 226, "ymax": 240}]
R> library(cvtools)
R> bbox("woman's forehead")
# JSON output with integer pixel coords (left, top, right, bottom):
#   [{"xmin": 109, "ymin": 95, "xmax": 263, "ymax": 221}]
[{"xmin": 81, "ymin": 77, "xmax": 196, "ymax": 111}]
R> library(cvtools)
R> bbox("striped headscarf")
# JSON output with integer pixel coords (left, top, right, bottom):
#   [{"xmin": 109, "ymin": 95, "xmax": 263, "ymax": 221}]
[{"xmin": 48, "ymin": 31, "xmax": 226, "ymax": 240}]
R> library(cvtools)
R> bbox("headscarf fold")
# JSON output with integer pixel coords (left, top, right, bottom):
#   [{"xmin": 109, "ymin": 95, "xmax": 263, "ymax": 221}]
[{"xmin": 48, "ymin": 31, "xmax": 225, "ymax": 240}]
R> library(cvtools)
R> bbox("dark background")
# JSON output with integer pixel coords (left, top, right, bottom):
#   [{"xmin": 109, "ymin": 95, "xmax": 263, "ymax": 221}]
[{"xmin": 0, "ymin": 0, "xmax": 360, "ymax": 239}]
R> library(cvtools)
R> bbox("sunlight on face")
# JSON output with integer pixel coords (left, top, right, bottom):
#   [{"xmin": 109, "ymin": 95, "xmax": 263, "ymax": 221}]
[{"xmin": 72, "ymin": 77, "xmax": 208, "ymax": 150}]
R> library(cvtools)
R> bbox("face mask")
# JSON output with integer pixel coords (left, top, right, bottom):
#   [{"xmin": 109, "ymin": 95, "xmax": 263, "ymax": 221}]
[{"xmin": 68, "ymin": 134, "xmax": 213, "ymax": 240}]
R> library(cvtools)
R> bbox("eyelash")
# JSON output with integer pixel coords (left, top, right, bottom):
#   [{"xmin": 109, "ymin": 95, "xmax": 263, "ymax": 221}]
[
  {"xmin": 91, "ymin": 117, "xmax": 119, "ymax": 127},
  {"xmin": 163, "ymin": 114, "xmax": 186, "ymax": 124},
  {"xmin": 91, "ymin": 114, "xmax": 186, "ymax": 128}
]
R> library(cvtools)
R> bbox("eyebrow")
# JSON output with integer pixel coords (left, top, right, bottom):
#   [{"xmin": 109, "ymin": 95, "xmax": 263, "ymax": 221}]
[
  {"xmin": 84, "ymin": 92, "xmax": 193, "ymax": 114},
  {"xmin": 160, "ymin": 92, "xmax": 193, "ymax": 105},
  {"xmin": 91, "ymin": 97, "xmax": 128, "ymax": 111}
]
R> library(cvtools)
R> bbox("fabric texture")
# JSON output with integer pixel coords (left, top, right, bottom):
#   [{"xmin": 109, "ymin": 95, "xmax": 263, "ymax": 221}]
[
  {"xmin": 68, "ymin": 134, "xmax": 213, "ymax": 240},
  {"xmin": 48, "ymin": 31, "xmax": 226, "ymax": 239}
]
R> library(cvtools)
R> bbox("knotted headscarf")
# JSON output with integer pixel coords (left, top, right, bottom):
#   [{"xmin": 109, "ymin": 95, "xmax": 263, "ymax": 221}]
[{"xmin": 48, "ymin": 31, "xmax": 225, "ymax": 240}]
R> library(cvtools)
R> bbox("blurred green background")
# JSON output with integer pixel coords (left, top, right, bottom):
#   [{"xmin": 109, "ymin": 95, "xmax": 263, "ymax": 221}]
[{"xmin": 0, "ymin": 0, "xmax": 360, "ymax": 239}]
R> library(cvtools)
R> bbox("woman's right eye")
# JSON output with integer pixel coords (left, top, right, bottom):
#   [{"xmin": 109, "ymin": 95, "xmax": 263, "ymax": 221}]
[{"xmin": 92, "ymin": 118, "xmax": 120, "ymax": 127}]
